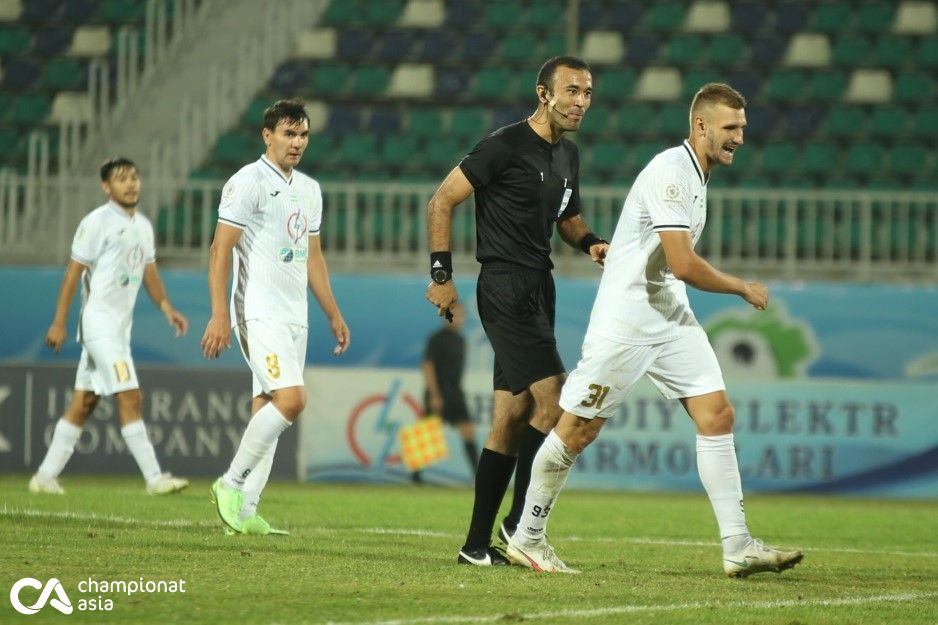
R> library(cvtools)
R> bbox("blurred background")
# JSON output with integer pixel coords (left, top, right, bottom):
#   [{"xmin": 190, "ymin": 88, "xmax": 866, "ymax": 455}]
[{"xmin": 0, "ymin": 0, "xmax": 935, "ymax": 497}]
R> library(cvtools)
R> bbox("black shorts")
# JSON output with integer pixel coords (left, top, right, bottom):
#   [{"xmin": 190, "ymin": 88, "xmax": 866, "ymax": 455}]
[
  {"xmin": 476, "ymin": 262, "xmax": 565, "ymax": 394},
  {"xmin": 424, "ymin": 388, "xmax": 471, "ymax": 424}
]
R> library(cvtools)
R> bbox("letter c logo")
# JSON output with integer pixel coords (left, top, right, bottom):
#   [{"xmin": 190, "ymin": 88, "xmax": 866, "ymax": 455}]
[{"xmin": 10, "ymin": 577, "xmax": 73, "ymax": 615}]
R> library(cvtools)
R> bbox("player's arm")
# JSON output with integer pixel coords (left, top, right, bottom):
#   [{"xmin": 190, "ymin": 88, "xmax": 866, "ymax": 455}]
[
  {"xmin": 307, "ymin": 234, "xmax": 349, "ymax": 356},
  {"xmin": 45, "ymin": 258, "xmax": 87, "ymax": 352},
  {"xmin": 658, "ymin": 231, "xmax": 767, "ymax": 310},
  {"xmin": 556, "ymin": 214, "xmax": 609, "ymax": 266},
  {"xmin": 142, "ymin": 263, "xmax": 188, "ymax": 337},
  {"xmin": 422, "ymin": 358, "xmax": 443, "ymax": 416},
  {"xmin": 200, "ymin": 223, "xmax": 242, "ymax": 358},
  {"xmin": 426, "ymin": 166, "xmax": 474, "ymax": 317}
]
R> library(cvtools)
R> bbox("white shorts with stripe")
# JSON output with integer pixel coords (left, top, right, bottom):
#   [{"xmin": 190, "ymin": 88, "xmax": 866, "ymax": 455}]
[
  {"xmin": 74, "ymin": 338, "xmax": 139, "ymax": 396},
  {"xmin": 559, "ymin": 325, "xmax": 725, "ymax": 420},
  {"xmin": 234, "ymin": 319, "xmax": 307, "ymax": 397}
]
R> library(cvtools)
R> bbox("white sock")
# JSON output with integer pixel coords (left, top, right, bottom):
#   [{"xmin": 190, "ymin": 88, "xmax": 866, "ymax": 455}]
[
  {"xmin": 517, "ymin": 430, "xmax": 578, "ymax": 545},
  {"xmin": 240, "ymin": 438, "xmax": 277, "ymax": 520},
  {"xmin": 223, "ymin": 403, "xmax": 291, "ymax": 490},
  {"xmin": 122, "ymin": 420, "xmax": 163, "ymax": 485},
  {"xmin": 696, "ymin": 433, "xmax": 750, "ymax": 551},
  {"xmin": 36, "ymin": 418, "xmax": 83, "ymax": 480}
]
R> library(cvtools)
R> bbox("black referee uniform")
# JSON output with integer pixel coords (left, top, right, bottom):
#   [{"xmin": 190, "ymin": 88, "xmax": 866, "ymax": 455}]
[
  {"xmin": 423, "ymin": 327, "xmax": 470, "ymax": 424},
  {"xmin": 459, "ymin": 119, "xmax": 581, "ymax": 393}
]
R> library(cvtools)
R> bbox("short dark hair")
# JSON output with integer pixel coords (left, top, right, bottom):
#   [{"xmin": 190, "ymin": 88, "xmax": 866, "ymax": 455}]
[
  {"xmin": 100, "ymin": 157, "xmax": 137, "ymax": 182},
  {"xmin": 536, "ymin": 55, "xmax": 591, "ymax": 92},
  {"xmin": 262, "ymin": 99, "xmax": 310, "ymax": 131}
]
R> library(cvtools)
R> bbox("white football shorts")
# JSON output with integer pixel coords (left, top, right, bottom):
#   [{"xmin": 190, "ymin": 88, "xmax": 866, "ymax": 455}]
[
  {"xmin": 74, "ymin": 337, "xmax": 139, "ymax": 396},
  {"xmin": 234, "ymin": 319, "xmax": 307, "ymax": 396},
  {"xmin": 560, "ymin": 325, "xmax": 726, "ymax": 419}
]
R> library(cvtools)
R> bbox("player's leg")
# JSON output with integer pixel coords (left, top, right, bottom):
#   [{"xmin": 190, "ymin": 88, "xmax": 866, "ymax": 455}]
[
  {"xmin": 215, "ymin": 321, "xmax": 304, "ymax": 532},
  {"xmin": 507, "ymin": 334, "xmax": 650, "ymax": 572},
  {"xmin": 654, "ymin": 328, "xmax": 802, "ymax": 576},
  {"xmin": 30, "ymin": 357, "xmax": 100, "ymax": 494},
  {"xmin": 454, "ymin": 420, "xmax": 478, "ymax": 475},
  {"xmin": 458, "ymin": 383, "xmax": 531, "ymax": 565}
]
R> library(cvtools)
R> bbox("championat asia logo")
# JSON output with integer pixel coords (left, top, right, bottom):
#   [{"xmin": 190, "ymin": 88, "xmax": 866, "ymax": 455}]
[
  {"xmin": 10, "ymin": 578, "xmax": 73, "ymax": 615},
  {"xmin": 9, "ymin": 576, "xmax": 187, "ymax": 614}
]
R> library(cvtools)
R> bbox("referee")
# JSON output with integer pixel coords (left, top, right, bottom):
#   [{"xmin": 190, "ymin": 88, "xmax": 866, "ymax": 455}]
[{"xmin": 425, "ymin": 56, "xmax": 609, "ymax": 566}]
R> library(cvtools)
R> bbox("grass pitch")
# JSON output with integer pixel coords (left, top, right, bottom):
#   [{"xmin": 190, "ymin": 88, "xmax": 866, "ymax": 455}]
[{"xmin": 1, "ymin": 475, "xmax": 936, "ymax": 624}]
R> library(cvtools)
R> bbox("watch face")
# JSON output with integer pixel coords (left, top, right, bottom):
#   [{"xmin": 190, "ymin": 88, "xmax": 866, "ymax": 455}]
[{"xmin": 432, "ymin": 268, "xmax": 449, "ymax": 284}]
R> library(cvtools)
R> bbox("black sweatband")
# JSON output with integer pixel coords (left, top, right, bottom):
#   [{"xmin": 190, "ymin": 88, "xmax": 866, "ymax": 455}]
[
  {"xmin": 579, "ymin": 232, "xmax": 606, "ymax": 254},
  {"xmin": 430, "ymin": 251, "xmax": 453, "ymax": 284}
]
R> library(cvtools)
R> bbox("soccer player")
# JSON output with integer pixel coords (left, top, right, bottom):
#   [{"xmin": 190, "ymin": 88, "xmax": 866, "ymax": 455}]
[
  {"xmin": 425, "ymin": 56, "xmax": 608, "ymax": 566},
  {"xmin": 505, "ymin": 83, "xmax": 804, "ymax": 576},
  {"xmin": 30, "ymin": 157, "xmax": 190, "ymax": 496},
  {"xmin": 201, "ymin": 99, "xmax": 350, "ymax": 535},
  {"xmin": 414, "ymin": 302, "xmax": 477, "ymax": 483}
]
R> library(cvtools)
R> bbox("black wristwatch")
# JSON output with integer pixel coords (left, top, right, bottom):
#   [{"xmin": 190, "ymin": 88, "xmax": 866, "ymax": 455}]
[{"xmin": 431, "ymin": 267, "xmax": 451, "ymax": 285}]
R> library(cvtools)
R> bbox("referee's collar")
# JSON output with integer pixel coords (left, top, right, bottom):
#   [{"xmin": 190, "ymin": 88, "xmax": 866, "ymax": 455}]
[
  {"xmin": 260, "ymin": 154, "xmax": 293, "ymax": 185},
  {"xmin": 682, "ymin": 140, "xmax": 708, "ymax": 186}
]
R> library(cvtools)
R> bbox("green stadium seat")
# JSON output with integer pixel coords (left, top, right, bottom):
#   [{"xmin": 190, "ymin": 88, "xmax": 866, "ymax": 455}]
[
  {"xmin": 449, "ymin": 108, "xmax": 488, "ymax": 139},
  {"xmin": 664, "ymin": 34, "xmax": 705, "ymax": 66},
  {"xmin": 811, "ymin": 2, "xmax": 853, "ymax": 33},
  {"xmin": 856, "ymin": 1, "xmax": 895, "ymax": 34},
  {"xmin": 542, "ymin": 32, "xmax": 566, "ymax": 57},
  {"xmin": 707, "ymin": 34, "xmax": 746, "ymax": 67},
  {"xmin": 381, "ymin": 135, "xmax": 419, "ymax": 165},
  {"xmin": 0, "ymin": 26, "xmax": 31, "ymax": 55},
  {"xmin": 808, "ymin": 70, "xmax": 848, "ymax": 101},
  {"xmin": 630, "ymin": 141, "xmax": 661, "ymax": 171},
  {"xmin": 761, "ymin": 142, "xmax": 800, "ymax": 174},
  {"xmin": 682, "ymin": 69, "xmax": 722, "ymax": 98},
  {"xmin": 917, "ymin": 37, "xmax": 938, "ymax": 70},
  {"xmin": 40, "ymin": 58, "xmax": 83, "ymax": 90},
  {"xmin": 912, "ymin": 108, "xmax": 938, "ymax": 139},
  {"xmin": 589, "ymin": 140, "xmax": 626, "ymax": 175},
  {"xmin": 424, "ymin": 136, "xmax": 462, "ymax": 170},
  {"xmin": 349, "ymin": 65, "xmax": 391, "ymax": 95},
  {"xmin": 312, "ymin": 63, "xmax": 349, "ymax": 94},
  {"xmin": 212, "ymin": 132, "xmax": 256, "ymax": 165},
  {"xmin": 498, "ymin": 32, "xmax": 541, "ymax": 64},
  {"xmin": 579, "ymin": 105, "xmax": 611, "ymax": 137},
  {"xmin": 831, "ymin": 35, "xmax": 870, "ymax": 67},
  {"xmin": 240, "ymin": 96, "xmax": 270, "ymax": 127},
  {"xmin": 728, "ymin": 142, "xmax": 755, "ymax": 170},
  {"xmin": 472, "ymin": 67, "xmax": 515, "ymax": 99},
  {"xmin": 889, "ymin": 143, "xmax": 928, "ymax": 176},
  {"xmin": 525, "ymin": 1, "xmax": 563, "ymax": 28},
  {"xmin": 845, "ymin": 142, "xmax": 884, "ymax": 175},
  {"xmin": 643, "ymin": 2, "xmax": 686, "ymax": 32},
  {"xmin": 302, "ymin": 135, "xmax": 335, "ymax": 165},
  {"xmin": 869, "ymin": 105, "xmax": 909, "ymax": 139},
  {"xmin": 825, "ymin": 106, "xmax": 867, "ymax": 138},
  {"xmin": 764, "ymin": 70, "xmax": 808, "ymax": 103},
  {"xmin": 893, "ymin": 72, "xmax": 934, "ymax": 104},
  {"xmin": 408, "ymin": 109, "xmax": 444, "ymax": 138},
  {"xmin": 803, "ymin": 141, "xmax": 839, "ymax": 174},
  {"xmin": 363, "ymin": 0, "xmax": 403, "ymax": 26},
  {"xmin": 658, "ymin": 102, "xmax": 689, "ymax": 137},
  {"xmin": 872, "ymin": 36, "xmax": 913, "ymax": 69},
  {"xmin": 595, "ymin": 68, "xmax": 636, "ymax": 102},
  {"xmin": 336, "ymin": 133, "xmax": 378, "ymax": 166},
  {"xmin": 12, "ymin": 94, "xmax": 50, "ymax": 125},
  {"xmin": 614, "ymin": 103, "xmax": 656, "ymax": 136},
  {"xmin": 322, "ymin": 0, "xmax": 360, "ymax": 25},
  {"xmin": 0, "ymin": 94, "xmax": 11, "ymax": 124},
  {"xmin": 98, "ymin": 0, "xmax": 146, "ymax": 22},
  {"xmin": 484, "ymin": 2, "xmax": 523, "ymax": 29}
]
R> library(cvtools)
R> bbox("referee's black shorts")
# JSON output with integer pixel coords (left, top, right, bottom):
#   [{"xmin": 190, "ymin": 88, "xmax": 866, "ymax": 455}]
[{"xmin": 476, "ymin": 262, "xmax": 565, "ymax": 394}]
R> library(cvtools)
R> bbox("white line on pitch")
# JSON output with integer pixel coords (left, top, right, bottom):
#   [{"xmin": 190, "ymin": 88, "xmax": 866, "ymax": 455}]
[
  {"xmin": 2, "ymin": 508, "xmax": 936, "ymax": 559},
  {"xmin": 302, "ymin": 591, "xmax": 938, "ymax": 625}
]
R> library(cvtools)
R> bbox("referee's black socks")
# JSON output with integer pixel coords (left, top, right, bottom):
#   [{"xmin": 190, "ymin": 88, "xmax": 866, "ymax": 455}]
[
  {"xmin": 463, "ymin": 448, "xmax": 516, "ymax": 550},
  {"xmin": 503, "ymin": 424, "xmax": 548, "ymax": 532}
]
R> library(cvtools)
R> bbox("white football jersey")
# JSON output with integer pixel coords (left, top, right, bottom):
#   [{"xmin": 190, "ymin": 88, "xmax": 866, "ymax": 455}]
[
  {"xmin": 586, "ymin": 140, "xmax": 709, "ymax": 344},
  {"xmin": 71, "ymin": 201, "xmax": 156, "ymax": 343},
  {"xmin": 217, "ymin": 155, "xmax": 323, "ymax": 327}
]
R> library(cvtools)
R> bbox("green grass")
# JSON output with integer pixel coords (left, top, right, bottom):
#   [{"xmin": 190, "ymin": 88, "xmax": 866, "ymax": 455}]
[{"xmin": 1, "ymin": 475, "xmax": 936, "ymax": 624}]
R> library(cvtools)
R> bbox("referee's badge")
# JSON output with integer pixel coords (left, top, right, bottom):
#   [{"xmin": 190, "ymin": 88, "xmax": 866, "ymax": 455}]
[{"xmin": 557, "ymin": 188, "xmax": 573, "ymax": 217}]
